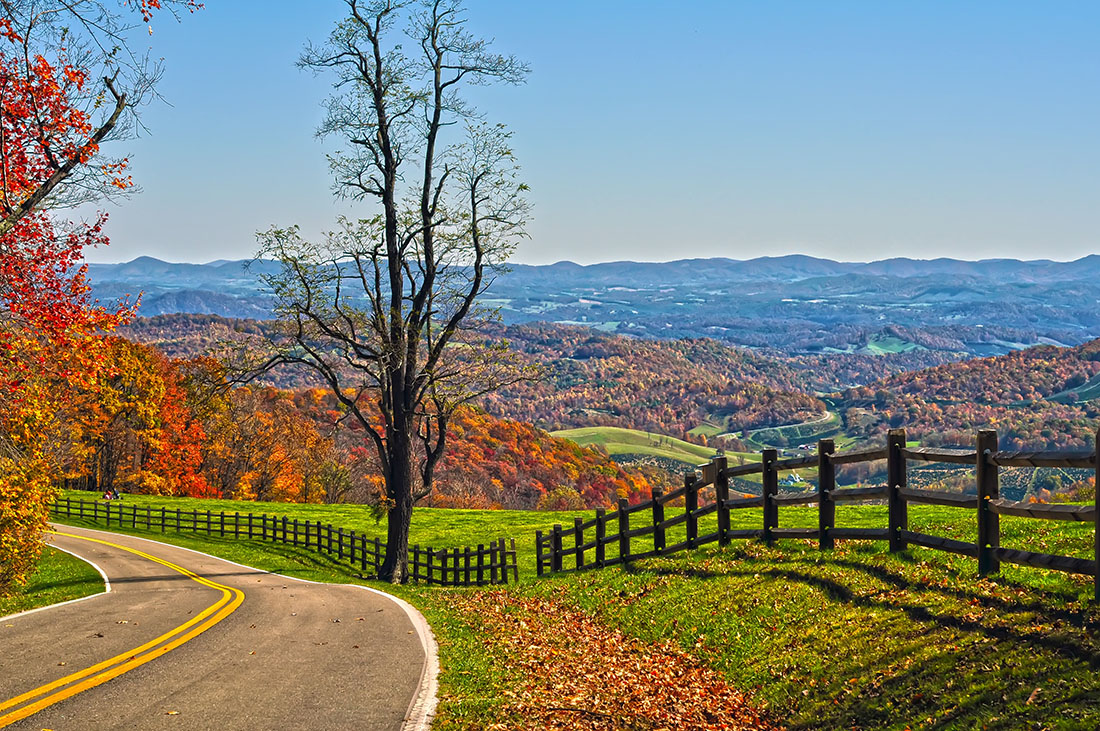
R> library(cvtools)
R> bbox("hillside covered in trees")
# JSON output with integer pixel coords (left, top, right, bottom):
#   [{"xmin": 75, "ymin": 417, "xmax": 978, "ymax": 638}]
[
  {"xmin": 838, "ymin": 339, "xmax": 1100, "ymax": 450},
  {"xmin": 50, "ymin": 338, "xmax": 657, "ymax": 510},
  {"xmin": 115, "ymin": 314, "xmax": 1100, "ymax": 456}
]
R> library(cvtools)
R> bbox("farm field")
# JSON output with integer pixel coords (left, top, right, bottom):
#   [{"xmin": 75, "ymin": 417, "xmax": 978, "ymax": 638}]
[
  {"xmin": 43, "ymin": 494, "xmax": 1100, "ymax": 729},
  {"xmin": 863, "ymin": 333, "xmax": 925, "ymax": 355},
  {"xmin": 551, "ymin": 425, "xmax": 740, "ymax": 465}
]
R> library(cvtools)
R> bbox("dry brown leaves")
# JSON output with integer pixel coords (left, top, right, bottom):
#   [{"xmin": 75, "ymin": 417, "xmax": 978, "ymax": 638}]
[{"xmin": 446, "ymin": 590, "xmax": 781, "ymax": 731}]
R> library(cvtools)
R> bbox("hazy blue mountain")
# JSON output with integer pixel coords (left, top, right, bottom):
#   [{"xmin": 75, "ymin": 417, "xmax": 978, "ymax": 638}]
[{"xmin": 87, "ymin": 254, "xmax": 1100, "ymax": 355}]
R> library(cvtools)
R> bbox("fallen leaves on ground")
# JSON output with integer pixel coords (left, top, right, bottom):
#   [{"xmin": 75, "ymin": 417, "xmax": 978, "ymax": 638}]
[{"xmin": 445, "ymin": 590, "xmax": 780, "ymax": 730}]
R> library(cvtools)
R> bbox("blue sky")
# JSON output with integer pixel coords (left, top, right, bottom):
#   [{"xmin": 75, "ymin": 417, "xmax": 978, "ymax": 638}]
[{"xmin": 82, "ymin": 1, "xmax": 1099, "ymax": 265}]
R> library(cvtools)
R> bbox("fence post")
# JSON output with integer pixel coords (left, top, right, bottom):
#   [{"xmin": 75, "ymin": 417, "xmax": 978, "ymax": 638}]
[
  {"xmin": 762, "ymin": 449, "xmax": 778, "ymax": 545},
  {"xmin": 1095, "ymin": 427, "xmax": 1100, "ymax": 603},
  {"xmin": 595, "ymin": 508, "xmax": 606, "ymax": 568},
  {"xmin": 411, "ymin": 545, "xmax": 420, "ymax": 582},
  {"xmin": 818, "ymin": 439, "xmax": 836, "ymax": 550},
  {"xmin": 976, "ymin": 429, "xmax": 1000, "ymax": 575},
  {"xmin": 651, "ymin": 488, "xmax": 665, "ymax": 554},
  {"xmin": 498, "ymin": 538, "xmax": 510, "ymax": 585},
  {"xmin": 551, "ymin": 524, "xmax": 563, "ymax": 573},
  {"xmin": 219, "ymin": 511, "xmax": 225, "ymax": 538},
  {"xmin": 887, "ymin": 428, "xmax": 909, "ymax": 553},
  {"xmin": 536, "ymin": 531, "xmax": 544, "ymax": 577},
  {"xmin": 374, "ymin": 537, "xmax": 381, "ymax": 577},
  {"xmin": 617, "ymin": 498, "xmax": 631, "ymax": 563},
  {"xmin": 510, "ymin": 538, "xmax": 518, "ymax": 583},
  {"xmin": 710, "ymin": 457, "xmax": 730, "ymax": 546},
  {"xmin": 685, "ymin": 472, "xmax": 699, "ymax": 549},
  {"xmin": 463, "ymin": 546, "xmax": 472, "ymax": 585},
  {"xmin": 574, "ymin": 517, "xmax": 585, "ymax": 569}
]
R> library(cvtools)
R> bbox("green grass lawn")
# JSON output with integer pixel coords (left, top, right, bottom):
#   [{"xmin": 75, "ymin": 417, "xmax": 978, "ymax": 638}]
[
  {"xmin": 56, "ymin": 490, "xmax": 585, "ymax": 578},
  {"xmin": 47, "ymin": 494, "xmax": 1100, "ymax": 729},
  {"xmin": 0, "ymin": 546, "xmax": 105, "ymax": 618}
]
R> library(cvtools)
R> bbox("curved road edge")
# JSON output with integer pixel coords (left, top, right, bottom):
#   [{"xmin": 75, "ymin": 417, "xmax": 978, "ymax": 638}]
[
  {"xmin": 42, "ymin": 523, "xmax": 440, "ymax": 731},
  {"xmin": 0, "ymin": 545, "xmax": 112, "ymax": 623}
]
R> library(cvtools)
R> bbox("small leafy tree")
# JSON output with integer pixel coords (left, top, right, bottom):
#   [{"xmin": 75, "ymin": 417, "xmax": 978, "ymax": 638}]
[{"xmin": 255, "ymin": 0, "xmax": 530, "ymax": 582}]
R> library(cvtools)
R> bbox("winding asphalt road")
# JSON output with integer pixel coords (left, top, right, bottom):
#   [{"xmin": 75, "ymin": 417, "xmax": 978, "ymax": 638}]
[{"xmin": 0, "ymin": 524, "xmax": 435, "ymax": 730}]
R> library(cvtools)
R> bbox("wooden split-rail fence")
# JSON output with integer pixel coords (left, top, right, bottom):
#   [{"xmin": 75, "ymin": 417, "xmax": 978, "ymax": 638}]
[
  {"xmin": 49, "ymin": 497, "xmax": 518, "ymax": 587},
  {"xmin": 537, "ymin": 427, "xmax": 1100, "ymax": 600}
]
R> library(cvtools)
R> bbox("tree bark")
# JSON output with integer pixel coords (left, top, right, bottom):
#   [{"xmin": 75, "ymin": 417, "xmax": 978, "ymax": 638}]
[{"xmin": 380, "ymin": 404, "xmax": 414, "ymax": 582}]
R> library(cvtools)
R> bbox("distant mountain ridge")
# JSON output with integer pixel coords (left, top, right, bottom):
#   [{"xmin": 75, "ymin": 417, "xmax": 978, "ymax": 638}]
[
  {"xmin": 90, "ymin": 253, "xmax": 1100, "ymax": 285},
  {"xmin": 88, "ymin": 253, "xmax": 1100, "ymax": 356}
]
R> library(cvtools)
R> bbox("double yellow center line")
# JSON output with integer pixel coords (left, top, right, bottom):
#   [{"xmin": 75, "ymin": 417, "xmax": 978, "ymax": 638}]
[{"xmin": 0, "ymin": 531, "xmax": 245, "ymax": 728}]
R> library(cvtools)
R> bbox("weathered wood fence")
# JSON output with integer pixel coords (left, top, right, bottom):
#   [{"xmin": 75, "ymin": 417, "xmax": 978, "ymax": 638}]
[
  {"xmin": 50, "ymin": 497, "xmax": 518, "ymax": 587},
  {"xmin": 537, "ymin": 427, "xmax": 1100, "ymax": 599}
]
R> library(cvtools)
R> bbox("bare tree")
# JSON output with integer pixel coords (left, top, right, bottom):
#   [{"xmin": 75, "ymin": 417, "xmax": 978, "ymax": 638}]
[{"xmin": 254, "ymin": 0, "xmax": 531, "ymax": 582}]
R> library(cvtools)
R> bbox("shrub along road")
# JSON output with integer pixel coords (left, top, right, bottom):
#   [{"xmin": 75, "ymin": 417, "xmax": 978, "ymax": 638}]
[{"xmin": 0, "ymin": 525, "xmax": 430, "ymax": 730}]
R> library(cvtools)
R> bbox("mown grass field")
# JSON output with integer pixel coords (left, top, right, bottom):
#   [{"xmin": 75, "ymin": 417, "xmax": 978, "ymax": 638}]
[
  {"xmin": 0, "ymin": 546, "xmax": 104, "ymax": 618},
  {"xmin": 44, "ymin": 493, "xmax": 1100, "ymax": 729},
  {"xmin": 551, "ymin": 425, "xmax": 738, "ymax": 465},
  {"xmin": 863, "ymin": 333, "xmax": 924, "ymax": 355}
]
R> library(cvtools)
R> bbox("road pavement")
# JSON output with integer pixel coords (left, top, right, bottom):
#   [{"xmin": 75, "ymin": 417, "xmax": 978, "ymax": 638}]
[{"xmin": 0, "ymin": 524, "xmax": 432, "ymax": 730}]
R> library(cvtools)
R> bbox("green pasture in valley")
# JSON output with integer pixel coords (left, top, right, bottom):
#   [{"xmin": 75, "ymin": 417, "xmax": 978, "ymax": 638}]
[{"xmin": 552, "ymin": 425, "xmax": 750, "ymax": 466}]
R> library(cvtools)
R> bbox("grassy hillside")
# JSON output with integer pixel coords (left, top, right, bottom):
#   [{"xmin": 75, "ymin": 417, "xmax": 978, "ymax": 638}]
[
  {"xmin": 47, "ymin": 495, "xmax": 1100, "ymax": 729},
  {"xmin": 862, "ymin": 333, "xmax": 924, "ymax": 355},
  {"xmin": 551, "ymin": 426, "xmax": 722, "ymax": 465}
]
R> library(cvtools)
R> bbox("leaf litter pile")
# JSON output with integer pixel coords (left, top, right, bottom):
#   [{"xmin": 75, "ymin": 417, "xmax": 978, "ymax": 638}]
[{"xmin": 445, "ymin": 590, "xmax": 780, "ymax": 730}]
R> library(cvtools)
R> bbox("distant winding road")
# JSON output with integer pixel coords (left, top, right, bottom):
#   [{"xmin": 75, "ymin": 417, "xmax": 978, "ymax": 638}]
[{"xmin": 0, "ymin": 525, "xmax": 436, "ymax": 730}]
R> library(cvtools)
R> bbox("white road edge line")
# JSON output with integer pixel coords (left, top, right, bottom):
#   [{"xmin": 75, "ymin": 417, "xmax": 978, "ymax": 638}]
[
  {"xmin": 47, "ymin": 522, "xmax": 439, "ymax": 731},
  {"xmin": 0, "ymin": 542, "xmax": 112, "ymax": 623}
]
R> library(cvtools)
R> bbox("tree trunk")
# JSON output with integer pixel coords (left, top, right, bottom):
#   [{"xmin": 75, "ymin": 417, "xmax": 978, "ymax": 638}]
[{"xmin": 379, "ymin": 412, "xmax": 414, "ymax": 583}]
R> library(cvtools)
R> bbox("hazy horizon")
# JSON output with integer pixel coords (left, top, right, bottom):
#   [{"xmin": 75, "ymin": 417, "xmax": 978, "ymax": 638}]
[
  {"xmin": 78, "ymin": 1, "xmax": 1098, "ymax": 266},
  {"xmin": 87, "ymin": 251, "xmax": 1100, "ymax": 268}
]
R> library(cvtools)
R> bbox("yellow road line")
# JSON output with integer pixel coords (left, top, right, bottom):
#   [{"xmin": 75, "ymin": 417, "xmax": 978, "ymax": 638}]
[{"xmin": 0, "ymin": 531, "xmax": 245, "ymax": 728}]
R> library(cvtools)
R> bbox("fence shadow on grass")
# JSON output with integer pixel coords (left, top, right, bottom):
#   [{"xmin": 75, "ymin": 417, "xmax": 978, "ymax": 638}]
[{"xmin": 621, "ymin": 552, "xmax": 1100, "ymax": 730}]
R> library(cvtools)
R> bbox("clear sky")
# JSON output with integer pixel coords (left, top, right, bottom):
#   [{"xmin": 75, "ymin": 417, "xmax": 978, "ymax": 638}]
[{"xmin": 81, "ymin": 1, "xmax": 1099, "ymax": 265}]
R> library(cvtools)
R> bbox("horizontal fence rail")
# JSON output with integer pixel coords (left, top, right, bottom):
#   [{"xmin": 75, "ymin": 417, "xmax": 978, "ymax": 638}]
[
  {"xmin": 49, "ymin": 497, "xmax": 518, "ymax": 587},
  {"xmin": 537, "ymin": 427, "xmax": 1100, "ymax": 600}
]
